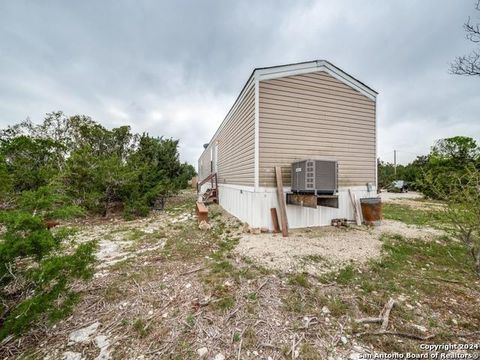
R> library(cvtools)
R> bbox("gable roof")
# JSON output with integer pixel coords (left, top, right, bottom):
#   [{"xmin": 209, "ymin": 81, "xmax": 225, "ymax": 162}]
[
  {"xmin": 199, "ymin": 60, "xmax": 377, "ymax": 161},
  {"xmin": 254, "ymin": 59, "xmax": 377, "ymax": 100}
]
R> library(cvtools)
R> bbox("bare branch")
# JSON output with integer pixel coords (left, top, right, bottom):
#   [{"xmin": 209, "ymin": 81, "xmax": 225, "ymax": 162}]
[
  {"xmin": 451, "ymin": 1, "xmax": 480, "ymax": 76},
  {"xmin": 450, "ymin": 50, "xmax": 480, "ymax": 76}
]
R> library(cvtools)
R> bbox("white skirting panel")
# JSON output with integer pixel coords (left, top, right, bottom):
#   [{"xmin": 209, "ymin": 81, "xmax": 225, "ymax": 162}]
[{"xmin": 218, "ymin": 184, "xmax": 376, "ymax": 230}]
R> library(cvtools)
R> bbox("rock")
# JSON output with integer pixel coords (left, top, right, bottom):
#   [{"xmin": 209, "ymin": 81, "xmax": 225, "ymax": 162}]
[
  {"xmin": 95, "ymin": 335, "xmax": 110, "ymax": 360},
  {"xmin": 198, "ymin": 221, "xmax": 212, "ymax": 230},
  {"xmin": 214, "ymin": 354, "xmax": 225, "ymax": 360},
  {"xmin": 412, "ymin": 324, "xmax": 427, "ymax": 333},
  {"xmin": 248, "ymin": 227, "xmax": 261, "ymax": 234},
  {"xmin": 341, "ymin": 336, "xmax": 348, "ymax": 344},
  {"xmin": 352, "ymin": 345, "xmax": 364, "ymax": 352},
  {"xmin": 63, "ymin": 352, "xmax": 83, "ymax": 360},
  {"xmin": 197, "ymin": 347, "xmax": 208, "ymax": 357},
  {"xmin": 69, "ymin": 322, "xmax": 100, "ymax": 343},
  {"xmin": 260, "ymin": 227, "xmax": 270, "ymax": 233},
  {"xmin": 322, "ymin": 306, "xmax": 330, "ymax": 314}
]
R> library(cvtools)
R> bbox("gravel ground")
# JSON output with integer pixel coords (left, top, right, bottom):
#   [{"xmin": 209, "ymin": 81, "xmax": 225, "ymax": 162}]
[
  {"xmin": 235, "ymin": 219, "xmax": 443, "ymax": 274},
  {"xmin": 379, "ymin": 191, "xmax": 423, "ymax": 203}
]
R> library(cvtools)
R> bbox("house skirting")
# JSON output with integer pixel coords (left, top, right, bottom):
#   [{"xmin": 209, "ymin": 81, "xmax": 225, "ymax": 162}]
[{"xmin": 216, "ymin": 184, "xmax": 376, "ymax": 230}]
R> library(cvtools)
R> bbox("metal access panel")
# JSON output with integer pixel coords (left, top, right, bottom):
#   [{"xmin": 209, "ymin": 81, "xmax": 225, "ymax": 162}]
[{"xmin": 291, "ymin": 159, "xmax": 338, "ymax": 195}]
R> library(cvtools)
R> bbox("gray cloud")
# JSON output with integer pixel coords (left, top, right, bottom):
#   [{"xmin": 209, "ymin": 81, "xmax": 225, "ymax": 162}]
[{"xmin": 1, "ymin": 0, "xmax": 479, "ymax": 166}]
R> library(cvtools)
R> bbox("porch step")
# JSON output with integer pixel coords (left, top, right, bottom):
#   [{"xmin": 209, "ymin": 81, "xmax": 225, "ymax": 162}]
[{"xmin": 202, "ymin": 188, "xmax": 217, "ymax": 204}]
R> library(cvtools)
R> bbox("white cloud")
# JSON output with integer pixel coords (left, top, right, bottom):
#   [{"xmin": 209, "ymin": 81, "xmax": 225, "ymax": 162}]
[{"xmin": 0, "ymin": 0, "xmax": 479, "ymax": 167}]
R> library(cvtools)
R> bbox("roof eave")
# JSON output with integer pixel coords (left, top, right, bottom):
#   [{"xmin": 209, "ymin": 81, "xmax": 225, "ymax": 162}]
[{"xmin": 254, "ymin": 59, "xmax": 378, "ymax": 100}]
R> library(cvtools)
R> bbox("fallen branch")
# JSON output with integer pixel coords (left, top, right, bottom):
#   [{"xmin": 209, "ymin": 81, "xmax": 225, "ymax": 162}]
[
  {"xmin": 247, "ymin": 279, "xmax": 269, "ymax": 301},
  {"xmin": 260, "ymin": 343, "xmax": 281, "ymax": 350},
  {"xmin": 180, "ymin": 267, "xmax": 205, "ymax": 276},
  {"xmin": 355, "ymin": 298, "xmax": 396, "ymax": 331},
  {"xmin": 355, "ymin": 317, "xmax": 382, "ymax": 324},
  {"xmin": 380, "ymin": 298, "xmax": 396, "ymax": 331},
  {"xmin": 286, "ymin": 334, "xmax": 304, "ymax": 358},
  {"xmin": 226, "ymin": 307, "xmax": 240, "ymax": 322},
  {"xmin": 237, "ymin": 337, "xmax": 243, "ymax": 360},
  {"xmin": 256, "ymin": 279, "xmax": 269, "ymax": 293},
  {"xmin": 426, "ymin": 276, "xmax": 462, "ymax": 284},
  {"xmin": 451, "ymin": 330, "xmax": 480, "ymax": 338},
  {"xmin": 295, "ymin": 316, "xmax": 318, "ymax": 330},
  {"xmin": 358, "ymin": 330, "xmax": 435, "ymax": 341},
  {"xmin": 237, "ymin": 327, "xmax": 247, "ymax": 360}
]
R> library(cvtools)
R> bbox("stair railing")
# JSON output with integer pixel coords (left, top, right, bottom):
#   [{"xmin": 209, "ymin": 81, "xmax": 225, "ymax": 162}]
[{"xmin": 197, "ymin": 172, "xmax": 218, "ymax": 199}]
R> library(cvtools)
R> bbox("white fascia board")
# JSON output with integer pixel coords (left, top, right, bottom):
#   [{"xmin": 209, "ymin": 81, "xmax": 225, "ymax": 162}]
[
  {"xmin": 254, "ymin": 73, "xmax": 260, "ymax": 190},
  {"xmin": 255, "ymin": 60, "xmax": 377, "ymax": 101},
  {"xmin": 375, "ymin": 96, "xmax": 378, "ymax": 189}
]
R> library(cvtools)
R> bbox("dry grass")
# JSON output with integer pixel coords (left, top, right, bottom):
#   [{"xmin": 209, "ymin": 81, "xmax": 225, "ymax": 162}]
[{"xmin": 2, "ymin": 191, "xmax": 479, "ymax": 359}]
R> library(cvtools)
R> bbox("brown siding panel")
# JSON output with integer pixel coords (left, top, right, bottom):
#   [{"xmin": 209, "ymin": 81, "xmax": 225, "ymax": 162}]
[
  {"xmin": 259, "ymin": 70, "xmax": 376, "ymax": 187},
  {"xmin": 198, "ymin": 84, "xmax": 255, "ymax": 186}
]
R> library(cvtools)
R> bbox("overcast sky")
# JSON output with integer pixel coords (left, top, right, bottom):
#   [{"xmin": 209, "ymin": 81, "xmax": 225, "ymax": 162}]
[{"xmin": 1, "ymin": 1, "xmax": 479, "ymax": 166}]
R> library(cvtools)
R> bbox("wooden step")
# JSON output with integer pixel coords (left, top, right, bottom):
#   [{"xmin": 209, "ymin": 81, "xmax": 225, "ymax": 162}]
[{"xmin": 196, "ymin": 201, "xmax": 208, "ymax": 223}]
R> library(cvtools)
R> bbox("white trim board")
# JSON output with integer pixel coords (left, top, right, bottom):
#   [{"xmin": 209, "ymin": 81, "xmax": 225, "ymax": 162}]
[
  {"xmin": 254, "ymin": 76, "xmax": 260, "ymax": 190},
  {"xmin": 256, "ymin": 60, "xmax": 377, "ymax": 101},
  {"xmin": 218, "ymin": 183, "xmax": 374, "ymax": 194}
]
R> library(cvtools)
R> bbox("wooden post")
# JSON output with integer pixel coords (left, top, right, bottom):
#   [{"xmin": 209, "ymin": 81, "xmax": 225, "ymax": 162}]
[
  {"xmin": 270, "ymin": 208, "xmax": 280, "ymax": 233},
  {"xmin": 349, "ymin": 189, "xmax": 362, "ymax": 226},
  {"xmin": 275, "ymin": 166, "xmax": 288, "ymax": 237}
]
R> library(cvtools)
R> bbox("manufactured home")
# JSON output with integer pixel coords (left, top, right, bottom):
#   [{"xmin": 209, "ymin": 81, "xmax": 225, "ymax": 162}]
[{"xmin": 198, "ymin": 60, "xmax": 378, "ymax": 229}]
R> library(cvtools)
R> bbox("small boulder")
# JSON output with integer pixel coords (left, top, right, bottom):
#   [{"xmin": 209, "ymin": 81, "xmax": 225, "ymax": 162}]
[
  {"xmin": 248, "ymin": 227, "xmax": 261, "ymax": 234},
  {"xmin": 63, "ymin": 351, "xmax": 83, "ymax": 360},
  {"xmin": 198, "ymin": 221, "xmax": 212, "ymax": 230},
  {"xmin": 68, "ymin": 322, "xmax": 100, "ymax": 344},
  {"xmin": 197, "ymin": 347, "xmax": 208, "ymax": 357},
  {"xmin": 412, "ymin": 324, "xmax": 427, "ymax": 333}
]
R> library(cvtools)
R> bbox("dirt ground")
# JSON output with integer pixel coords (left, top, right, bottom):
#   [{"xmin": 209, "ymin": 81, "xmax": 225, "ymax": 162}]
[
  {"xmin": 379, "ymin": 191, "xmax": 444, "ymax": 211},
  {"xmin": 379, "ymin": 191, "xmax": 422, "ymax": 203},
  {"xmin": 236, "ymin": 219, "xmax": 443, "ymax": 275},
  {"xmin": 1, "ymin": 191, "xmax": 478, "ymax": 360}
]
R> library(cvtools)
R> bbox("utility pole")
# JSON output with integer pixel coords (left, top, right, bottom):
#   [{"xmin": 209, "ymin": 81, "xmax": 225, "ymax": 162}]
[{"xmin": 393, "ymin": 150, "xmax": 397, "ymax": 177}]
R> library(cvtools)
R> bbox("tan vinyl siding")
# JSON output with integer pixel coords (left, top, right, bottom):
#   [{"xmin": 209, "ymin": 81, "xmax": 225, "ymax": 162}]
[
  {"xmin": 259, "ymin": 71, "xmax": 376, "ymax": 187},
  {"xmin": 198, "ymin": 84, "xmax": 255, "ymax": 186}
]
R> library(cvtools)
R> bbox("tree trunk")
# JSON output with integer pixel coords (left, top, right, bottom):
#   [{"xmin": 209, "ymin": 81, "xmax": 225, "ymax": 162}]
[
  {"xmin": 475, "ymin": 252, "xmax": 480, "ymax": 277},
  {"xmin": 472, "ymin": 246, "xmax": 480, "ymax": 276}
]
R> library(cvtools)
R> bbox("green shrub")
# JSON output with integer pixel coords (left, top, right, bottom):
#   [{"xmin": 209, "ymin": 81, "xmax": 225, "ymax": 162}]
[
  {"xmin": 0, "ymin": 209, "xmax": 96, "ymax": 339},
  {"xmin": 1, "ymin": 111, "xmax": 196, "ymax": 218}
]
